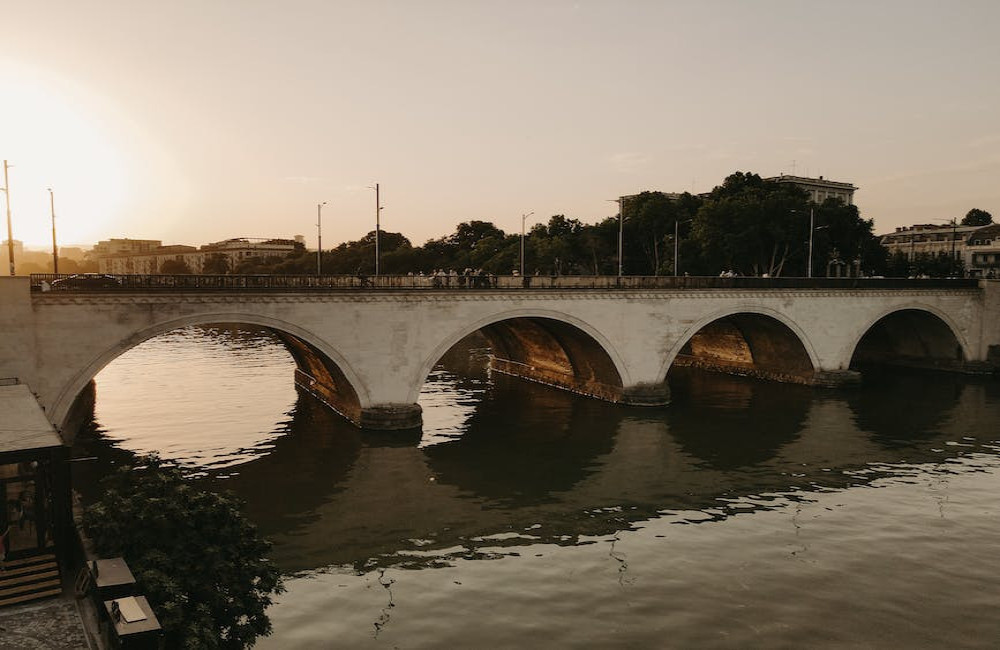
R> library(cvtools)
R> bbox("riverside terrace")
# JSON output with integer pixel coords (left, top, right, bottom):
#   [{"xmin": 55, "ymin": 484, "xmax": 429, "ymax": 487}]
[{"xmin": 2, "ymin": 275, "xmax": 998, "ymax": 432}]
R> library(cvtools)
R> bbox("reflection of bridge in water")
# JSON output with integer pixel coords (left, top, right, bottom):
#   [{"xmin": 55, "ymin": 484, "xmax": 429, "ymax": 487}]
[
  {"xmin": 3, "ymin": 275, "xmax": 998, "ymax": 433},
  {"xmin": 72, "ymin": 369, "xmax": 1000, "ymax": 573}
]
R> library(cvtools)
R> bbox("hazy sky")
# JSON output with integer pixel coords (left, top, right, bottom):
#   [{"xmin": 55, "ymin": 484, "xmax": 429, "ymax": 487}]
[{"xmin": 3, "ymin": 0, "xmax": 999, "ymax": 249}]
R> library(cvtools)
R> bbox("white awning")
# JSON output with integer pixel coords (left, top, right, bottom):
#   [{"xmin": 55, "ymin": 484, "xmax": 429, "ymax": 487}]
[{"xmin": 0, "ymin": 384, "xmax": 64, "ymax": 454}]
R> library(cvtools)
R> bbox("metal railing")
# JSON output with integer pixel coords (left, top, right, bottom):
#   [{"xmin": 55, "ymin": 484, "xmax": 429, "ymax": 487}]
[{"xmin": 28, "ymin": 273, "xmax": 982, "ymax": 292}]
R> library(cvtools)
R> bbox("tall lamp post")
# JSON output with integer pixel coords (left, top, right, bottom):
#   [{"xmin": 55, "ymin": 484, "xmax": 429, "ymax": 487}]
[
  {"xmin": 607, "ymin": 198, "xmax": 623, "ymax": 277},
  {"xmin": 316, "ymin": 201, "xmax": 327, "ymax": 275},
  {"xmin": 792, "ymin": 207, "xmax": 817, "ymax": 278},
  {"xmin": 3, "ymin": 160, "xmax": 13, "ymax": 276},
  {"xmin": 371, "ymin": 183, "xmax": 382, "ymax": 276},
  {"xmin": 48, "ymin": 188, "xmax": 58, "ymax": 274},
  {"xmin": 673, "ymin": 218, "xmax": 693, "ymax": 277},
  {"xmin": 520, "ymin": 211, "xmax": 534, "ymax": 277},
  {"xmin": 950, "ymin": 218, "xmax": 958, "ymax": 277},
  {"xmin": 807, "ymin": 206, "xmax": 815, "ymax": 279}
]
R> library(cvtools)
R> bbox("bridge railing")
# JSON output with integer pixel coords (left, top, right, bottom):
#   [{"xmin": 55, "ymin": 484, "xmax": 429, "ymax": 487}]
[{"xmin": 28, "ymin": 273, "xmax": 982, "ymax": 292}]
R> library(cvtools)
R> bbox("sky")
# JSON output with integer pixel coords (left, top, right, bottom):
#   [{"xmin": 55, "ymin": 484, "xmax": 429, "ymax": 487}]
[{"xmin": 2, "ymin": 0, "xmax": 999, "ymax": 250}]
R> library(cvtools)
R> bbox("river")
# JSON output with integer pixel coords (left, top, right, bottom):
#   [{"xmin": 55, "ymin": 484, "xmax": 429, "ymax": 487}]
[{"xmin": 70, "ymin": 325, "xmax": 1000, "ymax": 648}]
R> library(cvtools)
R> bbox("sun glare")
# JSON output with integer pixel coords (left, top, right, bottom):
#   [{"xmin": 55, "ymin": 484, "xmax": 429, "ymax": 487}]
[{"xmin": 0, "ymin": 62, "xmax": 134, "ymax": 247}]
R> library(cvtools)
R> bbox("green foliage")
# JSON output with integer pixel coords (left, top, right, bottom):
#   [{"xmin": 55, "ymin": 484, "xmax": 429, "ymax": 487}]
[
  {"xmin": 202, "ymin": 253, "xmax": 230, "ymax": 274},
  {"xmin": 83, "ymin": 457, "xmax": 284, "ymax": 649},
  {"xmin": 169, "ymin": 171, "xmax": 886, "ymax": 278},
  {"xmin": 961, "ymin": 208, "xmax": 993, "ymax": 227},
  {"xmin": 160, "ymin": 258, "xmax": 193, "ymax": 274}
]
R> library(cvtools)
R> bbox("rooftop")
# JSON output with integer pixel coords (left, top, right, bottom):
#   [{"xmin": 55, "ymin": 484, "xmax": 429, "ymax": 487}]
[{"xmin": 0, "ymin": 383, "xmax": 63, "ymax": 454}]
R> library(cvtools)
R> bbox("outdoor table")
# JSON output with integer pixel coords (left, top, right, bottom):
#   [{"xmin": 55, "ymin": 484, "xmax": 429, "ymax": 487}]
[
  {"xmin": 92, "ymin": 557, "xmax": 137, "ymax": 600},
  {"xmin": 103, "ymin": 596, "xmax": 162, "ymax": 649}
]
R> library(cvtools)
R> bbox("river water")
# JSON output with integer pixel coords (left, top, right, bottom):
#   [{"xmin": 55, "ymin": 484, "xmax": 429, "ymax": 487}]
[{"xmin": 70, "ymin": 325, "xmax": 1000, "ymax": 648}]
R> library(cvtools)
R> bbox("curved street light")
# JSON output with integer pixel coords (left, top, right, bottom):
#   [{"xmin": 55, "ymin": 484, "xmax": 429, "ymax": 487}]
[
  {"xmin": 607, "ymin": 198, "xmax": 624, "ymax": 277},
  {"xmin": 520, "ymin": 211, "xmax": 534, "ymax": 277},
  {"xmin": 48, "ymin": 188, "xmax": 58, "ymax": 274},
  {"xmin": 316, "ymin": 201, "xmax": 327, "ymax": 275}
]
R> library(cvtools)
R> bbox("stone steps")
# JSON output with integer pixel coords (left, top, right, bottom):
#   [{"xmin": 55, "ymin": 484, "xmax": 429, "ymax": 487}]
[{"xmin": 0, "ymin": 553, "xmax": 62, "ymax": 608}]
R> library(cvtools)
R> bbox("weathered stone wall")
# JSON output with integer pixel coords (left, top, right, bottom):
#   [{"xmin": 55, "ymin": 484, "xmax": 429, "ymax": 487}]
[{"xmin": 0, "ymin": 279, "xmax": 995, "ymax": 431}]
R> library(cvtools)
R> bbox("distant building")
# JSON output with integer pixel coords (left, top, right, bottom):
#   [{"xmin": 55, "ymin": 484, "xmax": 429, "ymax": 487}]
[
  {"xmin": 879, "ymin": 223, "xmax": 980, "ymax": 275},
  {"xmin": 1, "ymin": 239, "xmax": 24, "ymax": 268},
  {"xmin": 764, "ymin": 174, "xmax": 858, "ymax": 205},
  {"xmin": 96, "ymin": 237, "xmax": 301, "ymax": 274},
  {"xmin": 57, "ymin": 247, "xmax": 87, "ymax": 262},
  {"xmin": 963, "ymin": 223, "xmax": 1000, "ymax": 278},
  {"xmin": 91, "ymin": 238, "xmax": 162, "ymax": 258},
  {"xmin": 620, "ymin": 174, "xmax": 858, "ymax": 210}
]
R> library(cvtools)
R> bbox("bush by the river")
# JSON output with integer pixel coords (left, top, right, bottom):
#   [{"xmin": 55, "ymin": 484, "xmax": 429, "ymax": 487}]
[{"xmin": 83, "ymin": 456, "xmax": 284, "ymax": 648}]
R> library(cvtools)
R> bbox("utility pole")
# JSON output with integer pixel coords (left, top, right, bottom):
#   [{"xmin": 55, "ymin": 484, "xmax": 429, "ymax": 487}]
[
  {"xmin": 951, "ymin": 218, "xmax": 958, "ymax": 277},
  {"xmin": 374, "ymin": 183, "xmax": 381, "ymax": 277},
  {"xmin": 807, "ymin": 207, "xmax": 815, "ymax": 279},
  {"xmin": 3, "ymin": 161, "xmax": 13, "ymax": 276},
  {"xmin": 520, "ymin": 212, "xmax": 534, "ymax": 277},
  {"xmin": 618, "ymin": 196, "xmax": 624, "ymax": 277},
  {"xmin": 607, "ymin": 198, "xmax": 624, "ymax": 277},
  {"xmin": 674, "ymin": 219, "xmax": 680, "ymax": 277},
  {"xmin": 316, "ymin": 201, "xmax": 327, "ymax": 275},
  {"xmin": 48, "ymin": 188, "xmax": 58, "ymax": 274}
]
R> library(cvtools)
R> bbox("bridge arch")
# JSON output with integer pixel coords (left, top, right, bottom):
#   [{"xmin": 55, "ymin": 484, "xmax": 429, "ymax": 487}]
[
  {"xmin": 660, "ymin": 307, "xmax": 819, "ymax": 385},
  {"xmin": 411, "ymin": 309, "xmax": 629, "ymax": 404},
  {"xmin": 848, "ymin": 305, "xmax": 970, "ymax": 372},
  {"xmin": 51, "ymin": 312, "xmax": 368, "ymax": 431}
]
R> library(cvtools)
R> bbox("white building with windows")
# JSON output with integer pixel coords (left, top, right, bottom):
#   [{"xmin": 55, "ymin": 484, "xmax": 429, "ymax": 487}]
[
  {"xmin": 765, "ymin": 174, "xmax": 857, "ymax": 205},
  {"xmin": 96, "ymin": 237, "xmax": 302, "ymax": 274}
]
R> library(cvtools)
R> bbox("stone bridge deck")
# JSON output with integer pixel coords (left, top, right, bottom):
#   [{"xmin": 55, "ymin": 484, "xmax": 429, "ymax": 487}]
[{"xmin": 3, "ymin": 276, "xmax": 998, "ymax": 433}]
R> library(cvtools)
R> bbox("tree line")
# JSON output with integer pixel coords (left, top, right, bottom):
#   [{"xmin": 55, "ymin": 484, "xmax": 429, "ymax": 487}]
[{"xmin": 163, "ymin": 171, "xmax": 994, "ymax": 278}]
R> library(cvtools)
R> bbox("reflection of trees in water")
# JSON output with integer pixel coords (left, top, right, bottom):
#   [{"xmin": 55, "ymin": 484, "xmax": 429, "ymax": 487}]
[
  {"xmin": 847, "ymin": 369, "xmax": 962, "ymax": 448},
  {"xmin": 208, "ymin": 393, "xmax": 363, "ymax": 550},
  {"xmin": 71, "ymin": 331, "xmax": 1000, "ymax": 576},
  {"xmin": 423, "ymin": 375, "xmax": 619, "ymax": 505},
  {"xmin": 665, "ymin": 368, "xmax": 810, "ymax": 469}
]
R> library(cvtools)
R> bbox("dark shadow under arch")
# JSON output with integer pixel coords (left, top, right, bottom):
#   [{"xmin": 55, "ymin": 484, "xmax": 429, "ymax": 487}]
[
  {"xmin": 60, "ymin": 321, "xmax": 362, "ymax": 435},
  {"xmin": 670, "ymin": 313, "xmax": 815, "ymax": 384},
  {"xmin": 476, "ymin": 317, "xmax": 625, "ymax": 402},
  {"xmin": 850, "ymin": 309, "xmax": 965, "ymax": 372}
]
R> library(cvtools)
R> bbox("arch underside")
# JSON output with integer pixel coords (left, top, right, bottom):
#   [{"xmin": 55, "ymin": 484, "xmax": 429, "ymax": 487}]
[
  {"xmin": 59, "ymin": 321, "xmax": 363, "ymax": 434},
  {"xmin": 671, "ymin": 314, "xmax": 816, "ymax": 384},
  {"xmin": 850, "ymin": 309, "xmax": 965, "ymax": 372},
  {"xmin": 271, "ymin": 331, "xmax": 362, "ymax": 424},
  {"xmin": 477, "ymin": 317, "xmax": 626, "ymax": 403}
]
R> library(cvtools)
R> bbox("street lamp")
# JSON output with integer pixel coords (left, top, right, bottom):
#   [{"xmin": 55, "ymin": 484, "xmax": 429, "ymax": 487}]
[
  {"xmin": 370, "ymin": 184, "xmax": 382, "ymax": 276},
  {"xmin": 520, "ymin": 212, "xmax": 534, "ymax": 277},
  {"xmin": 316, "ymin": 201, "xmax": 327, "ymax": 275},
  {"xmin": 607, "ymin": 198, "xmax": 623, "ymax": 277},
  {"xmin": 673, "ymin": 218, "xmax": 693, "ymax": 277},
  {"xmin": 792, "ymin": 207, "xmax": 817, "ymax": 278},
  {"xmin": 3, "ymin": 160, "xmax": 13, "ymax": 276},
  {"xmin": 48, "ymin": 188, "xmax": 58, "ymax": 274}
]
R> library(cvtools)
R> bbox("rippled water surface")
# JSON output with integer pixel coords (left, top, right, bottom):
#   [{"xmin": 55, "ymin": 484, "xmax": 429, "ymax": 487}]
[{"xmin": 72, "ymin": 326, "xmax": 1000, "ymax": 648}]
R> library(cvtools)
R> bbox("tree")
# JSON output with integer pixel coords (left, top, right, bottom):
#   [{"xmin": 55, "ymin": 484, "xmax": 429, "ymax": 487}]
[
  {"xmin": 691, "ymin": 172, "xmax": 810, "ymax": 276},
  {"xmin": 203, "ymin": 253, "xmax": 230, "ymax": 274},
  {"xmin": 83, "ymin": 456, "xmax": 284, "ymax": 649},
  {"xmin": 961, "ymin": 208, "xmax": 993, "ymax": 227},
  {"xmin": 160, "ymin": 258, "xmax": 192, "ymax": 274}
]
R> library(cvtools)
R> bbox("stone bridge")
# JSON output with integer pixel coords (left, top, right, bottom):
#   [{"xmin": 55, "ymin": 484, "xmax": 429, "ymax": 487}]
[{"xmin": 1, "ymin": 276, "xmax": 998, "ymax": 433}]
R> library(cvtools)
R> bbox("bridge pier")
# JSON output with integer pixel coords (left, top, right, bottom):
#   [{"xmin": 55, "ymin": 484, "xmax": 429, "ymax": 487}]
[
  {"xmin": 360, "ymin": 404, "xmax": 423, "ymax": 430},
  {"xmin": 622, "ymin": 382, "xmax": 671, "ymax": 406},
  {"xmin": 811, "ymin": 369, "xmax": 862, "ymax": 388}
]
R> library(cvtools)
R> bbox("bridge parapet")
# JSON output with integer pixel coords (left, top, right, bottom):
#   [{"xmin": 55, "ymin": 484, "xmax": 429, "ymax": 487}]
[
  {"xmin": 28, "ymin": 273, "xmax": 981, "ymax": 292},
  {"xmin": 2, "ymin": 275, "xmax": 996, "ymax": 434}
]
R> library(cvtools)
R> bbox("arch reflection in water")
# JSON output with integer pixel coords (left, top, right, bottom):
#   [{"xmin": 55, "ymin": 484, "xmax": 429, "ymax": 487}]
[{"xmin": 72, "ymin": 325, "xmax": 1000, "ymax": 577}]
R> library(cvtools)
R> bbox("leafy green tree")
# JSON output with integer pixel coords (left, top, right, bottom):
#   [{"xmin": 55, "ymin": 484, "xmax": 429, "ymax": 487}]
[
  {"xmin": 691, "ymin": 172, "xmax": 809, "ymax": 276},
  {"xmin": 160, "ymin": 258, "xmax": 193, "ymax": 274},
  {"xmin": 961, "ymin": 208, "xmax": 993, "ymax": 226},
  {"xmin": 203, "ymin": 253, "xmax": 230, "ymax": 274},
  {"xmin": 83, "ymin": 456, "xmax": 283, "ymax": 649}
]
